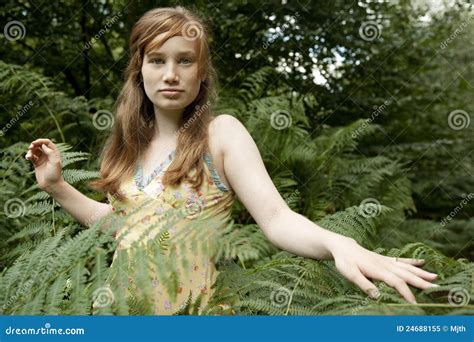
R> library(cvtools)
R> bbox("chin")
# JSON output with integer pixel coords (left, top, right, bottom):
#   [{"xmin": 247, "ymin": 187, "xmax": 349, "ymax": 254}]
[{"xmin": 155, "ymin": 103, "xmax": 187, "ymax": 111}]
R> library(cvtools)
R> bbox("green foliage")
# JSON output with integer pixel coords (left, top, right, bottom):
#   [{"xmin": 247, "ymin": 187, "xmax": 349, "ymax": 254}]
[
  {"xmin": 1, "ymin": 0, "xmax": 472, "ymax": 316},
  {"xmin": 1, "ymin": 64, "xmax": 473, "ymax": 315}
]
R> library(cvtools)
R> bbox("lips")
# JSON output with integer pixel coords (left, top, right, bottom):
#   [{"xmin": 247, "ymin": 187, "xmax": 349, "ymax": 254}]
[{"xmin": 159, "ymin": 89, "xmax": 184, "ymax": 92}]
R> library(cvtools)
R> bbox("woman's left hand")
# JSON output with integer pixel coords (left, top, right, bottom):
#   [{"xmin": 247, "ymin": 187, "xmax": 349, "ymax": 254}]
[{"xmin": 328, "ymin": 236, "xmax": 439, "ymax": 304}]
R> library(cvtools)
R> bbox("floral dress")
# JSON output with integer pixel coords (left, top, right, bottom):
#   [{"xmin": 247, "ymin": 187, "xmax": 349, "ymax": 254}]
[{"xmin": 104, "ymin": 149, "xmax": 235, "ymax": 314}]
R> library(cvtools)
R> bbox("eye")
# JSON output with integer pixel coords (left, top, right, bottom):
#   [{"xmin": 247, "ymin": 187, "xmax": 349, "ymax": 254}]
[
  {"xmin": 180, "ymin": 57, "xmax": 193, "ymax": 64},
  {"xmin": 151, "ymin": 58, "xmax": 164, "ymax": 64}
]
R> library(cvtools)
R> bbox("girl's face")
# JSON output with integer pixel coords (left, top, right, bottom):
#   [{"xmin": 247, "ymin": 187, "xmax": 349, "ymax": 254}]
[{"xmin": 141, "ymin": 33, "xmax": 202, "ymax": 114}]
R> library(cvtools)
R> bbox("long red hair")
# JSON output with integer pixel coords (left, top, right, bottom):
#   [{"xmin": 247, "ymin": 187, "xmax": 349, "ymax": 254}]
[{"xmin": 88, "ymin": 6, "xmax": 218, "ymax": 202}]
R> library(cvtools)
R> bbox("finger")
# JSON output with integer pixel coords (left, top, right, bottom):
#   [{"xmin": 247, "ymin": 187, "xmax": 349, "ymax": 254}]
[
  {"xmin": 395, "ymin": 257, "xmax": 425, "ymax": 266},
  {"xmin": 345, "ymin": 268, "xmax": 380, "ymax": 299},
  {"xmin": 30, "ymin": 138, "xmax": 54, "ymax": 145},
  {"xmin": 391, "ymin": 266, "xmax": 439, "ymax": 291},
  {"xmin": 26, "ymin": 153, "xmax": 39, "ymax": 162},
  {"xmin": 40, "ymin": 144, "xmax": 54, "ymax": 156},
  {"xmin": 25, "ymin": 150, "xmax": 40, "ymax": 162},
  {"xmin": 30, "ymin": 139, "xmax": 56, "ymax": 150},
  {"xmin": 396, "ymin": 262, "xmax": 438, "ymax": 281},
  {"xmin": 27, "ymin": 146, "xmax": 43, "ymax": 157},
  {"xmin": 382, "ymin": 273, "xmax": 417, "ymax": 304},
  {"xmin": 32, "ymin": 154, "xmax": 40, "ymax": 166},
  {"xmin": 26, "ymin": 153, "xmax": 40, "ymax": 167}
]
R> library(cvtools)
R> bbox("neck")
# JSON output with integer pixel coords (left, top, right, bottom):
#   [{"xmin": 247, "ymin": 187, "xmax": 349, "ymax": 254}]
[{"xmin": 152, "ymin": 105, "xmax": 183, "ymax": 146}]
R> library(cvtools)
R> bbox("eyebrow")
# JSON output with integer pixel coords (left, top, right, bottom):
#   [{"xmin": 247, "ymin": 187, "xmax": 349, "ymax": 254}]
[{"xmin": 146, "ymin": 50, "xmax": 196, "ymax": 57}]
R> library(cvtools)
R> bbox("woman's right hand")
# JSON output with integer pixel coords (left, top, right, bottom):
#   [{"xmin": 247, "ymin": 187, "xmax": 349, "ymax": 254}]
[{"xmin": 25, "ymin": 138, "xmax": 65, "ymax": 193}]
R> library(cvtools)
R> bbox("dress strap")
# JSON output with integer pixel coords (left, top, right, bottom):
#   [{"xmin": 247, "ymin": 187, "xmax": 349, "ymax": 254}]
[
  {"xmin": 135, "ymin": 149, "xmax": 176, "ymax": 190},
  {"xmin": 203, "ymin": 151, "xmax": 230, "ymax": 193}
]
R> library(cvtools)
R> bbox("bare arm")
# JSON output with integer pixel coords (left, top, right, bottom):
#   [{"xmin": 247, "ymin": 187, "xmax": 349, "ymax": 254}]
[
  {"xmin": 47, "ymin": 180, "xmax": 113, "ymax": 227},
  {"xmin": 26, "ymin": 138, "xmax": 113, "ymax": 228},
  {"xmin": 213, "ymin": 114, "xmax": 439, "ymax": 304}
]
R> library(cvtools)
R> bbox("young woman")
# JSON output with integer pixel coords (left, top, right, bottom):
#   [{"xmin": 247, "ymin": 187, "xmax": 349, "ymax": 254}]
[{"xmin": 25, "ymin": 6, "xmax": 439, "ymax": 314}]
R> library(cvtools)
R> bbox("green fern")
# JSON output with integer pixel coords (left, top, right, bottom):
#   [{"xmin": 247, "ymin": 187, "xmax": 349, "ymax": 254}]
[{"xmin": 1, "ymin": 66, "xmax": 473, "ymax": 316}]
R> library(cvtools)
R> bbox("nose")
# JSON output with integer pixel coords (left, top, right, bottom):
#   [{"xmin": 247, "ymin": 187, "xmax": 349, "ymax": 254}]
[{"xmin": 163, "ymin": 62, "xmax": 178, "ymax": 83}]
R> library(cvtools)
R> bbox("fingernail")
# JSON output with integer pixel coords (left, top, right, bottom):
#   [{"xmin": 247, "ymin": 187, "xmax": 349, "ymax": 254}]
[
  {"xmin": 412, "ymin": 300, "xmax": 418, "ymax": 304},
  {"xmin": 430, "ymin": 284, "xmax": 440, "ymax": 288},
  {"xmin": 367, "ymin": 288, "xmax": 380, "ymax": 299}
]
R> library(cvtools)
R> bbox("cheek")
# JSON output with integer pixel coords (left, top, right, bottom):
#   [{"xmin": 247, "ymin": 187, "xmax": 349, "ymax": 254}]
[
  {"xmin": 141, "ymin": 66, "xmax": 159, "ymax": 96},
  {"xmin": 187, "ymin": 71, "xmax": 201, "ymax": 93},
  {"xmin": 142, "ymin": 66, "xmax": 155, "ymax": 84}
]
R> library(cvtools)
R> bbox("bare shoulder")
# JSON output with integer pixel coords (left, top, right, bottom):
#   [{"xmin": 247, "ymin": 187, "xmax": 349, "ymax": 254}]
[
  {"xmin": 206, "ymin": 114, "xmax": 243, "ymax": 190},
  {"xmin": 209, "ymin": 114, "xmax": 243, "ymax": 134},
  {"xmin": 209, "ymin": 114, "xmax": 247, "ymax": 152}
]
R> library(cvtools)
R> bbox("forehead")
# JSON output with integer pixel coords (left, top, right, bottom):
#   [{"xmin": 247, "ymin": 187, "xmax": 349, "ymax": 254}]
[{"xmin": 145, "ymin": 33, "xmax": 198, "ymax": 55}]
